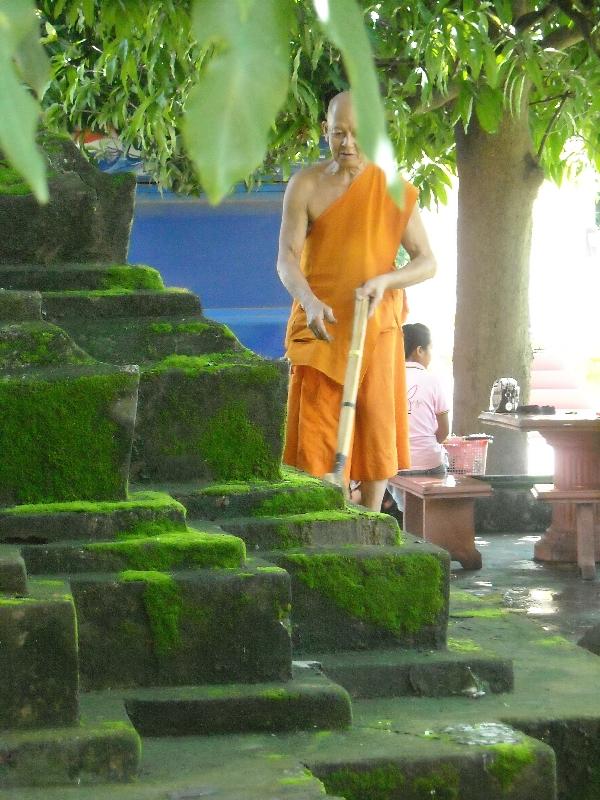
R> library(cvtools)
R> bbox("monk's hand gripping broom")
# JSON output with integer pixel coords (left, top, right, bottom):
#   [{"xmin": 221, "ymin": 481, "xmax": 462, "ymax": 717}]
[{"xmin": 324, "ymin": 293, "xmax": 370, "ymax": 497}]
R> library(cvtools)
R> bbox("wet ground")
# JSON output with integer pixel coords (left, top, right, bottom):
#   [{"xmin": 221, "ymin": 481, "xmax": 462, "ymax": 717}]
[{"xmin": 452, "ymin": 532, "xmax": 600, "ymax": 642}]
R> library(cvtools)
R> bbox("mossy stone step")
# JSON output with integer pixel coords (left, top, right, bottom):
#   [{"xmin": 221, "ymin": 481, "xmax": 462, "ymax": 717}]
[
  {"xmin": 0, "ymin": 262, "xmax": 164, "ymax": 292},
  {"xmin": 42, "ymin": 287, "xmax": 201, "ymax": 320},
  {"xmin": 0, "ymin": 320, "xmax": 92, "ymax": 370},
  {"xmin": 218, "ymin": 507, "xmax": 401, "ymax": 550},
  {"xmin": 123, "ymin": 663, "xmax": 351, "ymax": 737},
  {"xmin": 0, "ymin": 289, "xmax": 42, "ymax": 322},
  {"xmin": 0, "ymin": 363, "xmax": 139, "ymax": 506},
  {"xmin": 0, "ymin": 720, "xmax": 140, "ymax": 788},
  {"xmin": 0, "ymin": 491, "xmax": 187, "ymax": 543},
  {"xmin": 0, "ymin": 579, "xmax": 77, "ymax": 729},
  {"xmin": 56, "ymin": 314, "xmax": 241, "ymax": 365},
  {"xmin": 315, "ymin": 647, "xmax": 513, "ymax": 699},
  {"xmin": 305, "ymin": 726, "xmax": 556, "ymax": 800},
  {"xmin": 20, "ymin": 528, "xmax": 246, "ymax": 574},
  {"xmin": 170, "ymin": 466, "xmax": 345, "ymax": 519},
  {"xmin": 133, "ymin": 354, "xmax": 287, "ymax": 482},
  {"xmin": 0, "ymin": 545, "xmax": 27, "ymax": 594},
  {"xmin": 71, "ymin": 558, "xmax": 292, "ymax": 690},
  {"xmin": 268, "ymin": 542, "xmax": 449, "ymax": 653}
]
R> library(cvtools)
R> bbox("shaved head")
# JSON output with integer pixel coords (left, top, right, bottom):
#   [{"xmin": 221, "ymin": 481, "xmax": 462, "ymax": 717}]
[{"xmin": 326, "ymin": 91, "xmax": 353, "ymax": 125}]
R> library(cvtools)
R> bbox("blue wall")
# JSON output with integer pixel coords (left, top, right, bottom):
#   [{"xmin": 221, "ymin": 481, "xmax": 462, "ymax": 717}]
[{"xmin": 128, "ymin": 186, "xmax": 290, "ymax": 357}]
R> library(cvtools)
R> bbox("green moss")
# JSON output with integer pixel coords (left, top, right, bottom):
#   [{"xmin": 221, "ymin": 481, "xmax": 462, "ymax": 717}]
[
  {"xmin": 100, "ymin": 265, "xmax": 165, "ymax": 292},
  {"xmin": 1, "ymin": 491, "xmax": 184, "ymax": 516},
  {"xmin": 452, "ymin": 608, "xmax": 508, "ymax": 619},
  {"xmin": 447, "ymin": 637, "xmax": 482, "ymax": 653},
  {"xmin": 198, "ymin": 401, "xmax": 280, "ymax": 481},
  {"xmin": 149, "ymin": 322, "xmax": 174, "ymax": 334},
  {"xmin": 88, "ymin": 530, "xmax": 245, "ymax": 571},
  {"xmin": 260, "ymin": 688, "xmax": 300, "ymax": 701},
  {"xmin": 0, "ymin": 160, "xmax": 31, "ymax": 195},
  {"xmin": 176, "ymin": 321, "xmax": 211, "ymax": 334},
  {"xmin": 285, "ymin": 551, "xmax": 445, "ymax": 634},
  {"xmin": 252, "ymin": 485, "xmax": 344, "ymax": 516},
  {"xmin": 486, "ymin": 741, "xmax": 535, "ymax": 790},
  {"xmin": 279, "ymin": 770, "xmax": 315, "ymax": 786},
  {"xmin": 144, "ymin": 352, "xmax": 266, "ymax": 376},
  {"xmin": 412, "ymin": 766, "xmax": 460, "ymax": 799},
  {"xmin": 321, "ymin": 764, "xmax": 405, "ymax": 800},
  {"xmin": 0, "ymin": 322, "xmax": 93, "ymax": 369},
  {"xmin": 0, "ymin": 370, "xmax": 137, "ymax": 504},
  {"xmin": 533, "ymin": 635, "xmax": 571, "ymax": 647},
  {"xmin": 450, "ymin": 590, "xmax": 484, "ymax": 604},
  {"xmin": 115, "ymin": 518, "xmax": 187, "ymax": 540},
  {"xmin": 119, "ymin": 570, "xmax": 182, "ymax": 656}
]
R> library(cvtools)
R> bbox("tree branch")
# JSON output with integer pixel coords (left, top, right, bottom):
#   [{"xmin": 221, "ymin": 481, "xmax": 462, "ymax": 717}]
[
  {"xmin": 553, "ymin": 0, "xmax": 600, "ymax": 59},
  {"xmin": 536, "ymin": 92, "xmax": 570, "ymax": 159},
  {"xmin": 514, "ymin": 3, "xmax": 557, "ymax": 34}
]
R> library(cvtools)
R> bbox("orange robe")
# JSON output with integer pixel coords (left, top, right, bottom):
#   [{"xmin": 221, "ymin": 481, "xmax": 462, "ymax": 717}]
[{"xmin": 283, "ymin": 164, "xmax": 419, "ymax": 481}]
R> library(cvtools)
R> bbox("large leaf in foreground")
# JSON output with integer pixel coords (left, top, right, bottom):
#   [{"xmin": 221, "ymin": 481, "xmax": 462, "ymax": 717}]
[
  {"xmin": 314, "ymin": 0, "xmax": 404, "ymax": 206},
  {"xmin": 0, "ymin": 0, "xmax": 49, "ymax": 203},
  {"xmin": 184, "ymin": 0, "xmax": 292, "ymax": 203}
]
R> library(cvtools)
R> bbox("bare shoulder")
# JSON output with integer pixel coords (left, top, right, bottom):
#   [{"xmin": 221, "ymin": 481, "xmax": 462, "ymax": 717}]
[{"xmin": 285, "ymin": 162, "xmax": 327, "ymax": 198}]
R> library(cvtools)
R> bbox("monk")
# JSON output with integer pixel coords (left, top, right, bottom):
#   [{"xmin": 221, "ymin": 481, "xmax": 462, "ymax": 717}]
[{"xmin": 276, "ymin": 91, "xmax": 436, "ymax": 511}]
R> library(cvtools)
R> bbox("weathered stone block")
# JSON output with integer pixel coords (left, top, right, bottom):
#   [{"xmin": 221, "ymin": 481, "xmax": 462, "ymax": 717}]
[
  {"xmin": 0, "ymin": 135, "xmax": 135, "ymax": 265},
  {"xmin": 0, "ymin": 262, "xmax": 165, "ymax": 292},
  {"xmin": 123, "ymin": 664, "xmax": 351, "ymax": 736},
  {"xmin": 475, "ymin": 475, "xmax": 552, "ymax": 533},
  {"xmin": 133, "ymin": 354, "xmax": 287, "ymax": 482},
  {"xmin": 0, "ymin": 721, "xmax": 140, "ymax": 787},
  {"xmin": 0, "ymin": 289, "xmax": 42, "ymax": 322},
  {"xmin": 0, "ymin": 321, "xmax": 91, "ymax": 370},
  {"xmin": 43, "ymin": 287, "xmax": 201, "ymax": 321},
  {"xmin": 0, "ymin": 364, "xmax": 139, "ymax": 505},
  {"xmin": 180, "ymin": 467, "xmax": 345, "ymax": 519},
  {"xmin": 0, "ymin": 491, "xmax": 186, "ymax": 544},
  {"xmin": 71, "ymin": 560, "xmax": 292, "ymax": 689},
  {"xmin": 221, "ymin": 508, "xmax": 400, "ymax": 551},
  {"xmin": 0, "ymin": 545, "xmax": 27, "ymax": 594},
  {"xmin": 0, "ymin": 583, "xmax": 78, "ymax": 729},
  {"xmin": 269, "ymin": 542, "xmax": 450, "ymax": 653},
  {"xmin": 55, "ymin": 314, "xmax": 240, "ymax": 365},
  {"xmin": 21, "ymin": 528, "xmax": 246, "ymax": 574}
]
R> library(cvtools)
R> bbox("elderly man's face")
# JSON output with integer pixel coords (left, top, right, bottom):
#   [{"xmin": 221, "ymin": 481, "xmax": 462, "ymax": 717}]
[{"xmin": 325, "ymin": 96, "xmax": 364, "ymax": 170}]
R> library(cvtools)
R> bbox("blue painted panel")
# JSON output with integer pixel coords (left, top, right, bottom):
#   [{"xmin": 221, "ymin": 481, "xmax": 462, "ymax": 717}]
[
  {"xmin": 205, "ymin": 307, "xmax": 289, "ymax": 359},
  {"xmin": 129, "ymin": 188, "xmax": 289, "ymax": 309}
]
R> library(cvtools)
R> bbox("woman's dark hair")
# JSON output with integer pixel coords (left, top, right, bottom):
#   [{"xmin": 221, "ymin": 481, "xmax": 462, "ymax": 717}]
[{"xmin": 402, "ymin": 323, "xmax": 431, "ymax": 359}]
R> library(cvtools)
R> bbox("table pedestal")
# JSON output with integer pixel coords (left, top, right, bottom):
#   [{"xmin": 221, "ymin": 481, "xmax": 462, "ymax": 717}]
[{"xmin": 533, "ymin": 430, "xmax": 600, "ymax": 563}]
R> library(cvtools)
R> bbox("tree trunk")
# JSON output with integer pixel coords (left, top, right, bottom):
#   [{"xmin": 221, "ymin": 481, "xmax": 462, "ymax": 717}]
[{"xmin": 453, "ymin": 109, "xmax": 544, "ymax": 474}]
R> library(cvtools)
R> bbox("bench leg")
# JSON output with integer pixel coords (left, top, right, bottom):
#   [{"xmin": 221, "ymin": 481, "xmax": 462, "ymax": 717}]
[
  {"xmin": 577, "ymin": 504, "xmax": 596, "ymax": 580},
  {"xmin": 403, "ymin": 494, "xmax": 424, "ymax": 538},
  {"xmin": 422, "ymin": 498, "xmax": 482, "ymax": 570}
]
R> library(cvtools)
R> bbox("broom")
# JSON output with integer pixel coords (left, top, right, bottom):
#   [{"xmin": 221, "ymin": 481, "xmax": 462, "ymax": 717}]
[{"xmin": 323, "ymin": 293, "xmax": 370, "ymax": 497}]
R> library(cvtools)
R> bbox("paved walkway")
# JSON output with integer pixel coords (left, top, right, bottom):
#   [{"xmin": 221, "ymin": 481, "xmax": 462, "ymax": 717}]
[{"xmin": 453, "ymin": 532, "xmax": 600, "ymax": 642}]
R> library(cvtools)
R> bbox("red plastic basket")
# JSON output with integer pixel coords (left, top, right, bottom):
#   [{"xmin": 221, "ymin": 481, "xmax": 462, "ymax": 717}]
[{"xmin": 444, "ymin": 437, "xmax": 491, "ymax": 476}]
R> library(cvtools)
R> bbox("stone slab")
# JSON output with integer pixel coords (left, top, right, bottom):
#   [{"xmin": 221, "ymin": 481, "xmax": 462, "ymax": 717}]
[
  {"xmin": 0, "ymin": 491, "xmax": 186, "ymax": 543},
  {"xmin": 71, "ymin": 560, "xmax": 292, "ymax": 690},
  {"xmin": 0, "ymin": 263, "xmax": 164, "ymax": 292},
  {"xmin": 316, "ymin": 647, "xmax": 513, "ymax": 698},
  {"xmin": 170, "ymin": 467, "xmax": 345, "ymax": 519},
  {"xmin": 0, "ymin": 721, "xmax": 140, "ymax": 787},
  {"xmin": 133, "ymin": 355, "xmax": 287, "ymax": 482},
  {"xmin": 0, "ymin": 545, "xmax": 27, "ymax": 594},
  {"xmin": 0, "ymin": 290, "xmax": 41, "ymax": 322},
  {"xmin": 0, "ymin": 580, "xmax": 78, "ymax": 729},
  {"xmin": 268, "ymin": 542, "xmax": 450, "ymax": 653},
  {"xmin": 123, "ymin": 663, "xmax": 351, "ymax": 736},
  {"xmin": 20, "ymin": 528, "xmax": 246, "ymax": 574},
  {"xmin": 56, "ymin": 314, "xmax": 240, "ymax": 365},
  {"xmin": 43, "ymin": 288, "xmax": 201, "ymax": 320},
  {"xmin": 0, "ymin": 364, "xmax": 139, "ymax": 505},
  {"xmin": 220, "ymin": 508, "xmax": 400, "ymax": 551}
]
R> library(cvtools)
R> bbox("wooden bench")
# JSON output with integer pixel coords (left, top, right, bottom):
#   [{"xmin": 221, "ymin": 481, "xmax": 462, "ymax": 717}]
[
  {"xmin": 389, "ymin": 475, "xmax": 493, "ymax": 570},
  {"xmin": 531, "ymin": 484, "xmax": 600, "ymax": 580}
]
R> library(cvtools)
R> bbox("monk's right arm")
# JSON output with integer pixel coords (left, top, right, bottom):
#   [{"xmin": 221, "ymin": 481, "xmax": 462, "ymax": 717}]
[{"xmin": 276, "ymin": 173, "xmax": 336, "ymax": 341}]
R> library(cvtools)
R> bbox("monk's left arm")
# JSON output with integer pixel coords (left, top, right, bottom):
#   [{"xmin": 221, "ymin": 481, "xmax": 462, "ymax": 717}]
[{"xmin": 357, "ymin": 206, "xmax": 436, "ymax": 315}]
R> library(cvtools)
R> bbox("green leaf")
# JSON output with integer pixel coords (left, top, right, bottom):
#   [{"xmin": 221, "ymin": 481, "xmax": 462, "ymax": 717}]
[
  {"xmin": 13, "ymin": 26, "xmax": 50, "ymax": 98},
  {"xmin": 475, "ymin": 84, "xmax": 503, "ymax": 133},
  {"xmin": 184, "ymin": 0, "xmax": 292, "ymax": 203},
  {"xmin": 313, "ymin": 0, "xmax": 404, "ymax": 206},
  {"xmin": 0, "ymin": 0, "xmax": 48, "ymax": 202}
]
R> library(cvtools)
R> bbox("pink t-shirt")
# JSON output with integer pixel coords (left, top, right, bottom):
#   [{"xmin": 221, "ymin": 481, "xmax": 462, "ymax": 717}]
[{"xmin": 405, "ymin": 362, "xmax": 449, "ymax": 469}]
